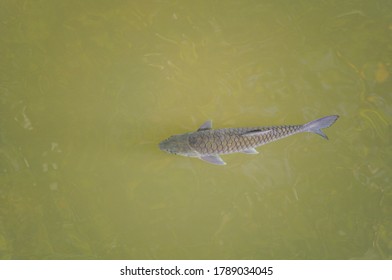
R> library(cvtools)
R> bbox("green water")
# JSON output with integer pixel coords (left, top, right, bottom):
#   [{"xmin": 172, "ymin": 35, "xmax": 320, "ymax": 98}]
[{"xmin": 1, "ymin": 0, "xmax": 391, "ymax": 260}]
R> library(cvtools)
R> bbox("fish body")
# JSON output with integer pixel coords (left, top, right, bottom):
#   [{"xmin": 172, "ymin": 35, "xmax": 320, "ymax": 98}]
[{"xmin": 159, "ymin": 115, "xmax": 339, "ymax": 165}]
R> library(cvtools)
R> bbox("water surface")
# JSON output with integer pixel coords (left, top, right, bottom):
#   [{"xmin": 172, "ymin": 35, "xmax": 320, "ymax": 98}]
[{"xmin": 1, "ymin": 0, "xmax": 391, "ymax": 259}]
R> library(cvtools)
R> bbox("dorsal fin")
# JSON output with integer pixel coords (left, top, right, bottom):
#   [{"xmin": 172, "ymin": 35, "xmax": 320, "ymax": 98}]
[
  {"xmin": 241, "ymin": 129, "xmax": 271, "ymax": 137},
  {"xmin": 197, "ymin": 120, "xmax": 212, "ymax": 131}
]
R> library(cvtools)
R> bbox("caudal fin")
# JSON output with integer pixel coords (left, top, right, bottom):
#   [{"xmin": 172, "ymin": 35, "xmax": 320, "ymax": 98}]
[{"xmin": 302, "ymin": 115, "xmax": 339, "ymax": 140}]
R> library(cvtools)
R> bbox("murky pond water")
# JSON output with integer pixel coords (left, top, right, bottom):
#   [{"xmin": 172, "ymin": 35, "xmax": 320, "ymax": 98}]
[{"xmin": 1, "ymin": 0, "xmax": 391, "ymax": 259}]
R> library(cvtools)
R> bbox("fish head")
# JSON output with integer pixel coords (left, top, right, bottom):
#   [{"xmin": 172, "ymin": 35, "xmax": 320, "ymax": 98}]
[{"xmin": 159, "ymin": 133, "xmax": 198, "ymax": 157}]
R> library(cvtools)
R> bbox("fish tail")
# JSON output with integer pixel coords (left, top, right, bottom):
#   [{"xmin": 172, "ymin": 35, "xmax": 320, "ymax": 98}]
[{"xmin": 302, "ymin": 115, "xmax": 339, "ymax": 140}]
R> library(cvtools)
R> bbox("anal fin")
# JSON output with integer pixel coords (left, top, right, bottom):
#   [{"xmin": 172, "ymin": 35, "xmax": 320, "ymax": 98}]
[
  {"xmin": 200, "ymin": 155, "xmax": 226, "ymax": 165},
  {"xmin": 242, "ymin": 148, "xmax": 259, "ymax": 154}
]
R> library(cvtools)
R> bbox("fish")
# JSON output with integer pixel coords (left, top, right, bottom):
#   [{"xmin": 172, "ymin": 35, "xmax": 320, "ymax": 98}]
[{"xmin": 159, "ymin": 115, "xmax": 339, "ymax": 165}]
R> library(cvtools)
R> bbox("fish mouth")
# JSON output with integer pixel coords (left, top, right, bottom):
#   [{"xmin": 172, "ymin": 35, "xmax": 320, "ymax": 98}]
[
  {"xmin": 158, "ymin": 141, "xmax": 165, "ymax": 151},
  {"xmin": 158, "ymin": 139, "xmax": 170, "ymax": 152},
  {"xmin": 159, "ymin": 138, "xmax": 179, "ymax": 155}
]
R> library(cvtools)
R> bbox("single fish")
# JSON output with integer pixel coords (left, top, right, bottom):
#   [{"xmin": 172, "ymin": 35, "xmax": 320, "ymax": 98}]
[{"xmin": 159, "ymin": 115, "xmax": 339, "ymax": 165}]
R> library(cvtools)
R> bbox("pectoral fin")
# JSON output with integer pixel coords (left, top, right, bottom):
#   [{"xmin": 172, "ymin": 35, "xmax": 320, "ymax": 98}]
[
  {"xmin": 197, "ymin": 120, "xmax": 212, "ymax": 131},
  {"xmin": 200, "ymin": 155, "xmax": 226, "ymax": 165},
  {"xmin": 242, "ymin": 148, "xmax": 259, "ymax": 154},
  {"xmin": 242, "ymin": 129, "xmax": 271, "ymax": 137}
]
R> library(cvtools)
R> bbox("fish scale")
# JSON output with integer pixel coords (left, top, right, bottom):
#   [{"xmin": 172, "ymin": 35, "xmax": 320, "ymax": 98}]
[
  {"xmin": 188, "ymin": 125, "xmax": 303, "ymax": 155},
  {"xmin": 159, "ymin": 115, "xmax": 339, "ymax": 165}
]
